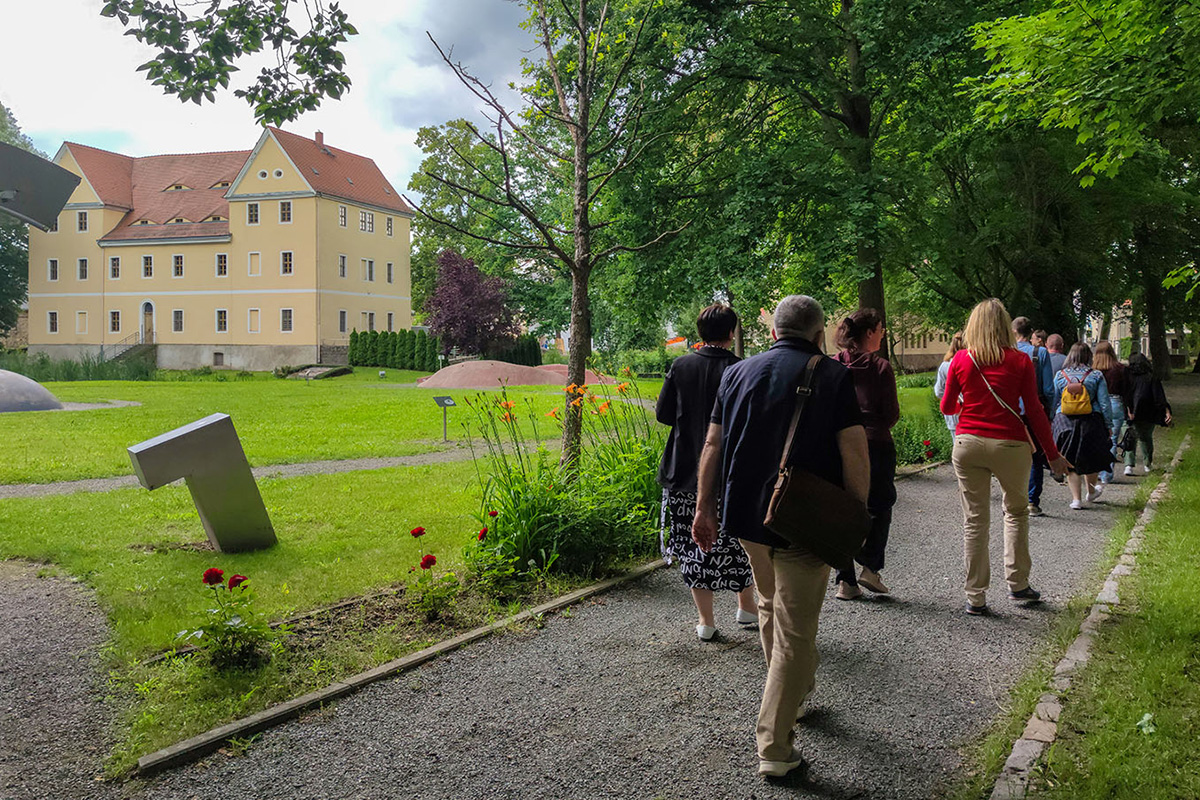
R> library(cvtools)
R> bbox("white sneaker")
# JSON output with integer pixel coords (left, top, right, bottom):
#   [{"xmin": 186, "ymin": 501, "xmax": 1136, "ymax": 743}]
[
  {"xmin": 1070, "ymin": 500, "xmax": 1083, "ymax": 510},
  {"xmin": 758, "ymin": 747, "xmax": 807, "ymax": 778},
  {"xmin": 1087, "ymin": 484, "xmax": 1104, "ymax": 503},
  {"xmin": 735, "ymin": 608, "xmax": 758, "ymax": 625},
  {"xmin": 1124, "ymin": 466, "xmax": 1135, "ymax": 476},
  {"xmin": 696, "ymin": 624, "xmax": 716, "ymax": 641},
  {"xmin": 1144, "ymin": 465, "xmax": 1152, "ymax": 474}
]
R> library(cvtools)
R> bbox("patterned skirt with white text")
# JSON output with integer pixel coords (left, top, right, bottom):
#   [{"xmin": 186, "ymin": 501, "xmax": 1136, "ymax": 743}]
[{"xmin": 659, "ymin": 488, "xmax": 753, "ymax": 592}]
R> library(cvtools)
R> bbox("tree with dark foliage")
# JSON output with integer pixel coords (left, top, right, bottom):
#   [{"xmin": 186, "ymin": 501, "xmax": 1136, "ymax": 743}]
[{"xmin": 425, "ymin": 251, "xmax": 518, "ymax": 356}]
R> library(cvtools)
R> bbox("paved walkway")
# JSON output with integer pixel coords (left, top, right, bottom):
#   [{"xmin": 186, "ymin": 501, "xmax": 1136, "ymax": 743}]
[{"xmin": 122, "ymin": 463, "xmax": 1141, "ymax": 800}]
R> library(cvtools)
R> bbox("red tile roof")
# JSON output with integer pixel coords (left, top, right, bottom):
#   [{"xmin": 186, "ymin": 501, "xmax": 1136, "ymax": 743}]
[
  {"xmin": 65, "ymin": 143, "xmax": 135, "ymax": 210},
  {"xmin": 62, "ymin": 128, "xmax": 408, "ymax": 244},
  {"xmin": 268, "ymin": 127, "xmax": 411, "ymax": 215}
]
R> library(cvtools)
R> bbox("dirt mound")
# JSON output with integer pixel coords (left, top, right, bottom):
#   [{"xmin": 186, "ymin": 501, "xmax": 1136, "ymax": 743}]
[
  {"xmin": 535, "ymin": 364, "xmax": 612, "ymax": 385},
  {"xmin": 418, "ymin": 360, "xmax": 565, "ymax": 389}
]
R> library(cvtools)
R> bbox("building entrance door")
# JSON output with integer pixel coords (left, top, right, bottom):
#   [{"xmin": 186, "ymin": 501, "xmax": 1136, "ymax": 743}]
[{"xmin": 142, "ymin": 302, "xmax": 154, "ymax": 343}]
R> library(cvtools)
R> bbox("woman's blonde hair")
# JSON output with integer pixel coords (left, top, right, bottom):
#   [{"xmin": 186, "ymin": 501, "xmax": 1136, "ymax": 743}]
[
  {"xmin": 963, "ymin": 298, "xmax": 1015, "ymax": 366},
  {"xmin": 943, "ymin": 331, "xmax": 965, "ymax": 363},
  {"xmin": 1093, "ymin": 340, "xmax": 1119, "ymax": 371}
]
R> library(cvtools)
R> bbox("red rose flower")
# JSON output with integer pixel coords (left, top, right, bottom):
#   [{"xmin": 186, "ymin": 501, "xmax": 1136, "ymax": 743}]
[
  {"xmin": 925, "ymin": 449, "xmax": 935, "ymax": 460},
  {"xmin": 410, "ymin": 526, "xmax": 426, "ymax": 538},
  {"xmin": 479, "ymin": 526, "xmax": 488, "ymax": 536},
  {"xmin": 227, "ymin": 574, "xmax": 248, "ymax": 590},
  {"xmin": 202, "ymin": 567, "xmax": 225, "ymax": 586},
  {"xmin": 488, "ymin": 510, "xmax": 498, "ymax": 518},
  {"xmin": 922, "ymin": 439, "xmax": 932, "ymax": 446},
  {"xmin": 477, "ymin": 528, "xmax": 487, "ymax": 542},
  {"xmin": 420, "ymin": 554, "xmax": 437, "ymax": 570}
]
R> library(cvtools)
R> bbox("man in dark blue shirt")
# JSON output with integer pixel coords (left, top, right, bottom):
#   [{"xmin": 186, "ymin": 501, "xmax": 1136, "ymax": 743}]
[
  {"xmin": 693, "ymin": 295, "xmax": 869, "ymax": 779},
  {"xmin": 1013, "ymin": 316, "xmax": 1055, "ymax": 515}
]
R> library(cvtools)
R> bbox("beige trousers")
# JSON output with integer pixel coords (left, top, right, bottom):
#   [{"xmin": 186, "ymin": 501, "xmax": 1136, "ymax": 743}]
[
  {"xmin": 951, "ymin": 434, "xmax": 1033, "ymax": 607},
  {"xmin": 740, "ymin": 539, "xmax": 830, "ymax": 762}
]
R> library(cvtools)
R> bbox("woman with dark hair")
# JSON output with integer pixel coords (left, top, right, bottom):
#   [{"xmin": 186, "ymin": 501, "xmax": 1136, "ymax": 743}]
[
  {"xmin": 1051, "ymin": 343, "xmax": 1113, "ymax": 510},
  {"xmin": 833, "ymin": 308, "xmax": 900, "ymax": 600},
  {"xmin": 1123, "ymin": 353, "xmax": 1172, "ymax": 475},
  {"xmin": 656, "ymin": 303, "xmax": 756, "ymax": 641},
  {"xmin": 1092, "ymin": 341, "xmax": 1126, "ymax": 484}
]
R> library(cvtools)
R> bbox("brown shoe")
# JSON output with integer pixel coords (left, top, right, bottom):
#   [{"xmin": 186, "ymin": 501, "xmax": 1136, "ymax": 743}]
[
  {"xmin": 835, "ymin": 580, "xmax": 863, "ymax": 600},
  {"xmin": 858, "ymin": 568, "xmax": 890, "ymax": 595}
]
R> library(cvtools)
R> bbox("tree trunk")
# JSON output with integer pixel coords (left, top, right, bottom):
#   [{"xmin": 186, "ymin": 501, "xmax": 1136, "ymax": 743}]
[
  {"xmin": 1141, "ymin": 248, "xmax": 1172, "ymax": 380},
  {"xmin": 560, "ymin": 0, "xmax": 592, "ymax": 470},
  {"xmin": 1129, "ymin": 299, "xmax": 1142, "ymax": 356}
]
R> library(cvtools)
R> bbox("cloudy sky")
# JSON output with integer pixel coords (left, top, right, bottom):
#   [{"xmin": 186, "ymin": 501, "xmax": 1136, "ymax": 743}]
[{"xmin": 0, "ymin": 0, "xmax": 536, "ymax": 197}]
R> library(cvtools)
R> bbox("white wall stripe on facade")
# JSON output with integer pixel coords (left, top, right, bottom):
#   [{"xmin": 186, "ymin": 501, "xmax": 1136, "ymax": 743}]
[{"xmin": 30, "ymin": 289, "xmax": 412, "ymax": 300}]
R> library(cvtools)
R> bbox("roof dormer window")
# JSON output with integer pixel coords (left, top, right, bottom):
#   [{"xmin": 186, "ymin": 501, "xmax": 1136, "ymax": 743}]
[
  {"xmin": 170, "ymin": 217, "xmax": 189, "ymax": 224},
  {"xmin": 166, "ymin": 184, "xmax": 191, "ymax": 191},
  {"xmin": 206, "ymin": 215, "xmax": 226, "ymax": 222},
  {"xmin": 136, "ymin": 219, "xmax": 154, "ymax": 226},
  {"xmin": 211, "ymin": 180, "xmax": 231, "ymax": 189}
]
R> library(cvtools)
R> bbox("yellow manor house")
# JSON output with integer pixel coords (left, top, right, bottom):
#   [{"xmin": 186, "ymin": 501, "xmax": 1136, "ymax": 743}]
[{"xmin": 27, "ymin": 127, "xmax": 412, "ymax": 370}]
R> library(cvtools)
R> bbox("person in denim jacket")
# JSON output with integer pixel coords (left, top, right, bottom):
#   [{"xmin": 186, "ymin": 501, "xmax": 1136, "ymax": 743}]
[{"xmin": 1051, "ymin": 343, "xmax": 1113, "ymax": 510}]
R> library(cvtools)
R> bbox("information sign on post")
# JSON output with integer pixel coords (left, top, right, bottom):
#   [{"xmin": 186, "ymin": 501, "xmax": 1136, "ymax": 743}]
[{"xmin": 432, "ymin": 396, "xmax": 456, "ymax": 442}]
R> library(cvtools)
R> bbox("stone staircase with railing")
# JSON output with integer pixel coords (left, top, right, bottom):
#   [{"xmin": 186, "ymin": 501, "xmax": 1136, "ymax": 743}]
[{"xmin": 102, "ymin": 331, "xmax": 156, "ymax": 363}]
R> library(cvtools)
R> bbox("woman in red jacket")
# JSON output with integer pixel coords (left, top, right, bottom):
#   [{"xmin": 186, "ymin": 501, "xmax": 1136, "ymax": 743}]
[{"xmin": 940, "ymin": 299, "xmax": 1069, "ymax": 615}]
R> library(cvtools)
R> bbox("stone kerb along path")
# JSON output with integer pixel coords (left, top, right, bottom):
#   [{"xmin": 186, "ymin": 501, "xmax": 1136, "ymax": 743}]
[
  {"xmin": 988, "ymin": 434, "xmax": 1192, "ymax": 800},
  {"xmin": 127, "ymin": 462, "xmax": 1141, "ymax": 800}
]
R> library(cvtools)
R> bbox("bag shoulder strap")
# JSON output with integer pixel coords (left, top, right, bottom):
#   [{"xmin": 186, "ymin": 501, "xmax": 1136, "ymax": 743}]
[
  {"xmin": 969, "ymin": 352, "xmax": 1024, "ymax": 424},
  {"xmin": 779, "ymin": 354, "xmax": 824, "ymax": 472}
]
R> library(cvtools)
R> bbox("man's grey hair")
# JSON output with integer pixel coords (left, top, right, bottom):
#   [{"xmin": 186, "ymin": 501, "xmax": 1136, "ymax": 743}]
[{"xmin": 774, "ymin": 295, "xmax": 825, "ymax": 340}]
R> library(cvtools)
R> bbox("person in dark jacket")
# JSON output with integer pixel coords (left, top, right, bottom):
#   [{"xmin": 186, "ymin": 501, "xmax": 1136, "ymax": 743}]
[
  {"xmin": 1122, "ymin": 353, "xmax": 1172, "ymax": 475},
  {"xmin": 656, "ymin": 303, "xmax": 756, "ymax": 641},
  {"xmin": 832, "ymin": 308, "xmax": 900, "ymax": 600}
]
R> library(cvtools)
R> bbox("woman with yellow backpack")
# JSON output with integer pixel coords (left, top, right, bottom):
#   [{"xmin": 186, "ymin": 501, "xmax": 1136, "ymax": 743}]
[{"xmin": 1051, "ymin": 343, "xmax": 1115, "ymax": 510}]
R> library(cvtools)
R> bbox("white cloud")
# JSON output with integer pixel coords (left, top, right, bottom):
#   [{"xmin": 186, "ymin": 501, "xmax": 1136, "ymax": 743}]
[{"xmin": 0, "ymin": 0, "xmax": 533, "ymax": 198}]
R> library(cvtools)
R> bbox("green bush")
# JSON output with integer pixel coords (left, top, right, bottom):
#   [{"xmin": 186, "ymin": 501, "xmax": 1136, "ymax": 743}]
[
  {"xmin": 487, "ymin": 334, "xmax": 544, "ymax": 367},
  {"xmin": 894, "ymin": 393, "xmax": 953, "ymax": 465},
  {"xmin": 896, "ymin": 372, "xmax": 936, "ymax": 389},
  {"xmin": 0, "ymin": 350, "xmax": 156, "ymax": 381},
  {"xmin": 591, "ymin": 347, "xmax": 680, "ymax": 377}
]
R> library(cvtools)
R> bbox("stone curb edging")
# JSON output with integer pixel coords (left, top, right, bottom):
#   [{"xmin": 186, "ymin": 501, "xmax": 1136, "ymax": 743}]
[
  {"xmin": 988, "ymin": 434, "xmax": 1192, "ymax": 800},
  {"xmin": 135, "ymin": 558, "xmax": 667, "ymax": 777}
]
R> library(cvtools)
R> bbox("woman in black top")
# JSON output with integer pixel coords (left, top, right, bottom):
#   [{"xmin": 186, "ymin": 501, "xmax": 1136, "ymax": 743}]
[
  {"xmin": 656, "ymin": 304, "xmax": 756, "ymax": 641},
  {"xmin": 1122, "ymin": 353, "xmax": 1172, "ymax": 474}
]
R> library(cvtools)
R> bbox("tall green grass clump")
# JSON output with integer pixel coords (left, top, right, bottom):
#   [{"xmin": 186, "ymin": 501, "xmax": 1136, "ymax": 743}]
[
  {"xmin": 0, "ymin": 350, "xmax": 156, "ymax": 381},
  {"xmin": 462, "ymin": 375, "xmax": 663, "ymax": 592}
]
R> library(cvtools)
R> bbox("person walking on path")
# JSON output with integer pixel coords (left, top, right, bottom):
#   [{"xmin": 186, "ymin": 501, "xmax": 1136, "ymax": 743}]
[
  {"xmin": 934, "ymin": 332, "xmax": 965, "ymax": 433},
  {"xmin": 1122, "ymin": 352, "xmax": 1172, "ymax": 475},
  {"xmin": 940, "ymin": 299, "xmax": 1069, "ymax": 616},
  {"xmin": 1046, "ymin": 333, "xmax": 1067, "ymax": 375},
  {"xmin": 1013, "ymin": 317, "xmax": 1055, "ymax": 516},
  {"xmin": 1051, "ymin": 343, "xmax": 1114, "ymax": 510},
  {"xmin": 693, "ymin": 295, "xmax": 869, "ymax": 779},
  {"xmin": 656, "ymin": 304, "xmax": 756, "ymax": 641},
  {"xmin": 1093, "ymin": 341, "xmax": 1127, "ymax": 485},
  {"xmin": 832, "ymin": 309, "xmax": 899, "ymax": 600}
]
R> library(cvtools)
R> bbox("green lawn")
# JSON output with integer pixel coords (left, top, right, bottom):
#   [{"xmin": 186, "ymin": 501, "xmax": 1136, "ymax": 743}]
[{"xmin": 0, "ymin": 375, "xmax": 568, "ymax": 484}]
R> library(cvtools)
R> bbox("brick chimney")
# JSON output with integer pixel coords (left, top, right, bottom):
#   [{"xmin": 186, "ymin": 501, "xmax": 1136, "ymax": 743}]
[{"xmin": 315, "ymin": 130, "xmax": 324, "ymax": 147}]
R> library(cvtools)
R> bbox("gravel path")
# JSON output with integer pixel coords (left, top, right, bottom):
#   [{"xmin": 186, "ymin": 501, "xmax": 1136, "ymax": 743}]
[
  {"xmin": 130, "ymin": 463, "xmax": 1141, "ymax": 800},
  {"xmin": 0, "ymin": 561, "xmax": 113, "ymax": 800}
]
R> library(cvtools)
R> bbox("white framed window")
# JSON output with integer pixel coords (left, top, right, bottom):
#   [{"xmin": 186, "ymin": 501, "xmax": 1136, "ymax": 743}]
[
  {"xmin": 387, "ymin": 312, "xmax": 394, "ymax": 332},
  {"xmin": 48, "ymin": 259, "xmax": 58, "ymax": 282},
  {"xmin": 109, "ymin": 310, "xmax": 121, "ymax": 333},
  {"xmin": 47, "ymin": 311, "xmax": 59, "ymax": 334},
  {"xmin": 273, "ymin": 169, "xmax": 283, "ymax": 179},
  {"xmin": 248, "ymin": 252, "xmax": 261, "ymax": 277},
  {"xmin": 338, "ymin": 205, "xmax": 347, "ymax": 227},
  {"xmin": 279, "ymin": 201, "xmax": 292, "ymax": 223},
  {"xmin": 280, "ymin": 251, "xmax": 294, "ymax": 275},
  {"xmin": 258, "ymin": 169, "xmax": 268, "ymax": 179},
  {"xmin": 110, "ymin": 256, "xmax": 120, "ymax": 279},
  {"xmin": 338, "ymin": 309, "xmax": 347, "ymax": 334},
  {"xmin": 362, "ymin": 258, "xmax": 374, "ymax": 282},
  {"xmin": 247, "ymin": 308, "xmax": 260, "ymax": 334},
  {"xmin": 366, "ymin": 211, "xmax": 374, "ymax": 233},
  {"xmin": 386, "ymin": 217, "xmax": 393, "ymax": 237},
  {"xmin": 142, "ymin": 255, "xmax": 153, "ymax": 278},
  {"xmin": 247, "ymin": 203, "xmax": 260, "ymax": 225},
  {"xmin": 215, "ymin": 253, "xmax": 228, "ymax": 277},
  {"xmin": 280, "ymin": 308, "xmax": 293, "ymax": 333},
  {"xmin": 77, "ymin": 211, "xmax": 88, "ymax": 232},
  {"xmin": 76, "ymin": 311, "xmax": 87, "ymax": 334},
  {"xmin": 172, "ymin": 254, "xmax": 184, "ymax": 278},
  {"xmin": 338, "ymin": 254, "xmax": 347, "ymax": 278},
  {"xmin": 359, "ymin": 209, "xmax": 367, "ymax": 231},
  {"xmin": 215, "ymin": 309, "xmax": 228, "ymax": 333},
  {"xmin": 386, "ymin": 262, "xmax": 394, "ymax": 284},
  {"xmin": 172, "ymin": 309, "xmax": 184, "ymax": 333},
  {"xmin": 77, "ymin": 258, "xmax": 88, "ymax": 280},
  {"xmin": 368, "ymin": 312, "xmax": 376, "ymax": 331}
]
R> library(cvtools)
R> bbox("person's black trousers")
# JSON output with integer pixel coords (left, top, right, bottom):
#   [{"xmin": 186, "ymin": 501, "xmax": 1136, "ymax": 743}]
[{"xmin": 837, "ymin": 439, "xmax": 897, "ymax": 584}]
